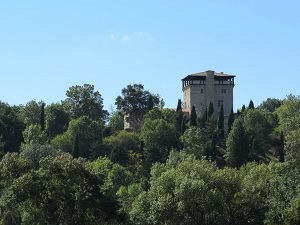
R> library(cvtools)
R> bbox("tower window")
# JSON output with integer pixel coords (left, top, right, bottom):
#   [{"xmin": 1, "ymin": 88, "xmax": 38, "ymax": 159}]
[
  {"xmin": 221, "ymin": 89, "xmax": 226, "ymax": 94},
  {"xmin": 218, "ymin": 100, "xmax": 223, "ymax": 107},
  {"xmin": 201, "ymin": 89, "xmax": 204, "ymax": 93}
]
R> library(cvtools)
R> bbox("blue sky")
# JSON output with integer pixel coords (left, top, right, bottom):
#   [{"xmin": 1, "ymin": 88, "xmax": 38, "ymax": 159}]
[{"xmin": 1, "ymin": 1, "xmax": 300, "ymax": 112}]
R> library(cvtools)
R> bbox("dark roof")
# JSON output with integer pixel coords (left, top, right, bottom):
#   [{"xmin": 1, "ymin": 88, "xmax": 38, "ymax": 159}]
[{"xmin": 182, "ymin": 70, "xmax": 235, "ymax": 81}]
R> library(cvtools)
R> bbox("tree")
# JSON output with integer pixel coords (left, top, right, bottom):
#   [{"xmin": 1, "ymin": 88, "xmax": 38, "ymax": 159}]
[
  {"xmin": 40, "ymin": 103, "xmax": 45, "ymax": 131},
  {"xmin": 180, "ymin": 127, "xmax": 205, "ymax": 158},
  {"xmin": 243, "ymin": 109, "xmax": 275, "ymax": 155},
  {"xmin": 72, "ymin": 132, "xmax": 80, "ymax": 158},
  {"xmin": 22, "ymin": 124, "xmax": 48, "ymax": 145},
  {"xmin": 226, "ymin": 118, "xmax": 250, "ymax": 168},
  {"xmin": 147, "ymin": 94, "xmax": 154, "ymax": 111},
  {"xmin": 241, "ymin": 105, "xmax": 246, "ymax": 112},
  {"xmin": 175, "ymin": 99, "xmax": 185, "ymax": 134},
  {"xmin": 218, "ymin": 104, "xmax": 224, "ymax": 138},
  {"xmin": 279, "ymin": 131, "xmax": 284, "ymax": 162},
  {"xmin": 141, "ymin": 118, "xmax": 177, "ymax": 168},
  {"xmin": 108, "ymin": 110, "xmax": 124, "ymax": 134},
  {"xmin": 45, "ymin": 103, "xmax": 70, "ymax": 138},
  {"xmin": 20, "ymin": 143, "xmax": 61, "ymax": 169},
  {"xmin": 190, "ymin": 105, "xmax": 197, "ymax": 127},
  {"xmin": 248, "ymin": 100, "xmax": 255, "ymax": 109},
  {"xmin": 208, "ymin": 102, "xmax": 214, "ymax": 118},
  {"xmin": 102, "ymin": 130, "xmax": 140, "ymax": 156},
  {"xmin": 276, "ymin": 94, "xmax": 300, "ymax": 133},
  {"xmin": 0, "ymin": 102, "xmax": 25, "ymax": 154},
  {"xmin": 0, "ymin": 154, "xmax": 117, "ymax": 224},
  {"xmin": 18, "ymin": 100, "xmax": 45, "ymax": 127},
  {"xmin": 51, "ymin": 116, "xmax": 103, "ymax": 159},
  {"xmin": 228, "ymin": 107, "xmax": 234, "ymax": 134},
  {"xmin": 257, "ymin": 98, "xmax": 282, "ymax": 112},
  {"xmin": 62, "ymin": 84, "xmax": 108, "ymax": 122},
  {"xmin": 115, "ymin": 84, "xmax": 163, "ymax": 131}
]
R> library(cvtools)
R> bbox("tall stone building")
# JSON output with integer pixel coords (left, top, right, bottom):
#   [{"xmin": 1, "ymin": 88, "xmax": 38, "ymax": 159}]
[{"xmin": 182, "ymin": 70, "xmax": 235, "ymax": 118}]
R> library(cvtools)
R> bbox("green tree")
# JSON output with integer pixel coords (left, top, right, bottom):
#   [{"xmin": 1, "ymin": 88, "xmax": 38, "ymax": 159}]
[
  {"xmin": 102, "ymin": 130, "xmax": 140, "ymax": 156},
  {"xmin": 108, "ymin": 110, "xmax": 124, "ymax": 134},
  {"xmin": 147, "ymin": 94, "xmax": 154, "ymax": 111},
  {"xmin": 190, "ymin": 105, "xmax": 197, "ymax": 127},
  {"xmin": 115, "ymin": 84, "xmax": 163, "ymax": 131},
  {"xmin": 72, "ymin": 132, "xmax": 80, "ymax": 158},
  {"xmin": 257, "ymin": 98, "xmax": 282, "ymax": 112},
  {"xmin": 208, "ymin": 102, "xmax": 214, "ymax": 118},
  {"xmin": 0, "ymin": 102, "xmax": 25, "ymax": 154},
  {"xmin": 141, "ymin": 118, "xmax": 177, "ymax": 168},
  {"xmin": 62, "ymin": 84, "xmax": 108, "ymax": 122},
  {"xmin": 248, "ymin": 99, "xmax": 255, "ymax": 109},
  {"xmin": 45, "ymin": 103, "xmax": 70, "ymax": 138},
  {"xmin": 218, "ymin": 103, "xmax": 224, "ymax": 138},
  {"xmin": 180, "ymin": 127, "xmax": 205, "ymax": 158},
  {"xmin": 40, "ymin": 103, "xmax": 45, "ymax": 131},
  {"xmin": 241, "ymin": 104, "xmax": 246, "ymax": 112},
  {"xmin": 175, "ymin": 99, "xmax": 186, "ymax": 136},
  {"xmin": 0, "ymin": 154, "xmax": 117, "ymax": 224},
  {"xmin": 276, "ymin": 94, "xmax": 300, "ymax": 133},
  {"xmin": 22, "ymin": 124, "xmax": 48, "ymax": 145},
  {"xmin": 228, "ymin": 107, "xmax": 234, "ymax": 134},
  {"xmin": 20, "ymin": 143, "xmax": 61, "ymax": 169},
  {"xmin": 51, "ymin": 116, "xmax": 103, "ymax": 159},
  {"xmin": 18, "ymin": 100, "xmax": 45, "ymax": 127},
  {"xmin": 226, "ymin": 118, "xmax": 250, "ymax": 168}
]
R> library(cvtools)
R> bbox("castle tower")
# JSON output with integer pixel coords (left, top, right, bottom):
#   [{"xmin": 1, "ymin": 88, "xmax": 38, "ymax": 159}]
[{"xmin": 182, "ymin": 70, "xmax": 235, "ymax": 118}]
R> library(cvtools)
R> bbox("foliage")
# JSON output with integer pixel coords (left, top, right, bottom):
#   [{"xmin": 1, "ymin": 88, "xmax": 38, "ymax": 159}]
[
  {"xmin": 18, "ymin": 100, "xmax": 45, "ymax": 127},
  {"xmin": 20, "ymin": 143, "xmax": 62, "ymax": 169},
  {"xmin": 190, "ymin": 105, "xmax": 197, "ymax": 127},
  {"xmin": 0, "ymin": 102, "xmax": 25, "ymax": 154},
  {"xmin": 228, "ymin": 107, "xmax": 234, "ymax": 134},
  {"xmin": 276, "ymin": 94, "xmax": 300, "ymax": 133},
  {"xmin": 257, "ymin": 98, "xmax": 282, "ymax": 112},
  {"xmin": 22, "ymin": 124, "xmax": 48, "ymax": 145},
  {"xmin": 103, "ymin": 130, "xmax": 140, "ymax": 155},
  {"xmin": 141, "ymin": 118, "xmax": 177, "ymax": 168},
  {"xmin": 0, "ymin": 153, "xmax": 117, "ymax": 224},
  {"xmin": 226, "ymin": 117, "xmax": 250, "ymax": 168},
  {"xmin": 115, "ymin": 84, "xmax": 163, "ymax": 131},
  {"xmin": 218, "ymin": 103, "xmax": 224, "ymax": 138},
  {"xmin": 248, "ymin": 99, "xmax": 255, "ymax": 109},
  {"xmin": 180, "ymin": 127, "xmax": 205, "ymax": 158},
  {"xmin": 62, "ymin": 84, "xmax": 108, "ymax": 122},
  {"xmin": 51, "ymin": 116, "xmax": 103, "ymax": 159},
  {"xmin": 45, "ymin": 103, "xmax": 70, "ymax": 138},
  {"xmin": 108, "ymin": 110, "xmax": 124, "ymax": 134}
]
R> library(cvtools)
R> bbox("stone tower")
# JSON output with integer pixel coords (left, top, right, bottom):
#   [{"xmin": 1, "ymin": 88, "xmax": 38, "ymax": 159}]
[{"xmin": 182, "ymin": 70, "xmax": 235, "ymax": 118}]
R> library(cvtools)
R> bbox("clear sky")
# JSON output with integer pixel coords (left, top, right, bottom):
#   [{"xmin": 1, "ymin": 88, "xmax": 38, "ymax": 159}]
[{"xmin": 1, "ymin": 1, "xmax": 300, "ymax": 112}]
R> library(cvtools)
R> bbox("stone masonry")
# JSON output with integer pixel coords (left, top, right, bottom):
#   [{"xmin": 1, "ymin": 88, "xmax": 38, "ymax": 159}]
[{"xmin": 182, "ymin": 70, "xmax": 235, "ymax": 118}]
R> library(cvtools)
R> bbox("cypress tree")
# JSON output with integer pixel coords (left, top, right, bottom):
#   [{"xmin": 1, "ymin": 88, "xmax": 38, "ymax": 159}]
[
  {"xmin": 147, "ymin": 94, "xmax": 154, "ymax": 111},
  {"xmin": 248, "ymin": 99, "xmax": 255, "ymax": 109},
  {"xmin": 190, "ymin": 105, "xmax": 197, "ymax": 127},
  {"xmin": 228, "ymin": 107, "xmax": 234, "ymax": 134},
  {"xmin": 175, "ymin": 99, "xmax": 185, "ymax": 135},
  {"xmin": 176, "ymin": 99, "xmax": 182, "ymax": 112},
  {"xmin": 241, "ymin": 105, "xmax": 246, "ymax": 112},
  {"xmin": 72, "ymin": 132, "xmax": 80, "ymax": 158},
  {"xmin": 279, "ymin": 131, "xmax": 284, "ymax": 162},
  {"xmin": 40, "ymin": 103, "xmax": 45, "ymax": 131},
  {"xmin": 218, "ymin": 104, "xmax": 224, "ymax": 138},
  {"xmin": 226, "ymin": 118, "xmax": 250, "ymax": 168},
  {"xmin": 208, "ymin": 102, "xmax": 214, "ymax": 118},
  {"xmin": 236, "ymin": 110, "xmax": 240, "ymax": 118}
]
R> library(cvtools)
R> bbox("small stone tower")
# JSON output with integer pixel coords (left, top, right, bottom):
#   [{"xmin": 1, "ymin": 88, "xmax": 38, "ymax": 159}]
[{"xmin": 182, "ymin": 70, "xmax": 235, "ymax": 118}]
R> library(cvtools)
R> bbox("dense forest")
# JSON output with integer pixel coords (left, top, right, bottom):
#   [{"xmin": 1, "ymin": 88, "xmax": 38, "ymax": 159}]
[{"xmin": 0, "ymin": 83, "xmax": 300, "ymax": 224}]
